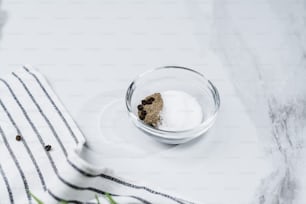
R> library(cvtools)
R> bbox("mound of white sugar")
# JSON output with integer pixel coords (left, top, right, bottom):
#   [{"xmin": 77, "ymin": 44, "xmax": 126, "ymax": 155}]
[{"xmin": 159, "ymin": 90, "xmax": 203, "ymax": 131}]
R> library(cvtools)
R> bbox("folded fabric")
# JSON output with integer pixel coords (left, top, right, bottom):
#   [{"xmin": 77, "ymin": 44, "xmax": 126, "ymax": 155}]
[{"xmin": 0, "ymin": 66, "xmax": 195, "ymax": 204}]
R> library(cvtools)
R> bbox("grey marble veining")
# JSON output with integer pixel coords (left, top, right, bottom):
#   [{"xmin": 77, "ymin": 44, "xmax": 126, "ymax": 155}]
[{"xmin": 212, "ymin": 0, "xmax": 306, "ymax": 203}]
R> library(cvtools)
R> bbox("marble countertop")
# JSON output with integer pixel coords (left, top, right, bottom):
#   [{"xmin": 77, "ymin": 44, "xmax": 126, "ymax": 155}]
[{"xmin": 0, "ymin": 0, "xmax": 305, "ymax": 203}]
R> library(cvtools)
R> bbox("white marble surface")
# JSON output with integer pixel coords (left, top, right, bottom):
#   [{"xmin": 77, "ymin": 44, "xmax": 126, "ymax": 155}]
[{"xmin": 0, "ymin": 0, "xmax": 305, "ymax": 203}]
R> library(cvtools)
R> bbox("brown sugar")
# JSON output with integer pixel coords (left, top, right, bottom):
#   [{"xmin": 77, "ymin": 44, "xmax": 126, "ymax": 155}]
[{"xmin": 137, "ymin": 93, "xmax": 163, "ymax": 127}]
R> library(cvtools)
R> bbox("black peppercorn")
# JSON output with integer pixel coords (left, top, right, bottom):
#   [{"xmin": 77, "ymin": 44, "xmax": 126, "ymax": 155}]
[
  {"xmin": 137, "ymin": 104, "xmax": 144, "ymax": 111},
  {"xmin": 141, "ymin": 110, "xmax": 147, "ymax": 116},
  {"xmin": 146, "ymin": 100, "xmax": 153, "ymax": 105},
  {"xmin": 139, "ymin": 114, "xmax": 145, "ymax": 120},
  {"xmin": 16, "ymin": 135, "xmax": 22, "ymax": 141},
  {"xmin": 45, "ymin": 145, "xmax": 52, "ymax": 151},
  {"xmin": 148, "ymin": 97, "xmax": 155, "ymax": 102}
]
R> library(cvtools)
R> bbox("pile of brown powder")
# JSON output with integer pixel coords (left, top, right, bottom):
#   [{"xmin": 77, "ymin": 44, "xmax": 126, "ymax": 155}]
[{"xmin": 137, "ymin": 93, "xmax": 163, "ymax": 127}]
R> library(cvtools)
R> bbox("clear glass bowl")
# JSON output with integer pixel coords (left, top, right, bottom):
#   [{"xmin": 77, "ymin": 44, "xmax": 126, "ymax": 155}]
[{"xmin": 126, "ymin": 66, "xmax": 220, "ymax": 144}]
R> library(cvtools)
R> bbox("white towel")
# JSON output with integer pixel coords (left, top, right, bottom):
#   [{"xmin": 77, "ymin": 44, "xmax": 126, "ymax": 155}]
[{"xmin": 0, "ymin": 66, "xmax": 195, "ymax": 204}]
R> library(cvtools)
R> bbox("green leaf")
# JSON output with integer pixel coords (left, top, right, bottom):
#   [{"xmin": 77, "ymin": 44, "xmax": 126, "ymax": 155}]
[
  {"xmin": 29, "ymin": 192, "xmax": 44, "ymax": 204},
  {"xmin": 95, "ymin": 194, "xmax": 101, "ymax": 204},
  {"xmin": 59, "ymin": 201, "xmax": 68, "ymax": 204},
  {"xmin": 105, "ymin": 193, "xmax": 117, "ymax": 204}
]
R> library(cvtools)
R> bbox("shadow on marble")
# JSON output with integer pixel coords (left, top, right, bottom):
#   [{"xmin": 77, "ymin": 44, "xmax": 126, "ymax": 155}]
[{"xmin": 0, "ymin": 0, "xmax": 7, "ymax": 40}]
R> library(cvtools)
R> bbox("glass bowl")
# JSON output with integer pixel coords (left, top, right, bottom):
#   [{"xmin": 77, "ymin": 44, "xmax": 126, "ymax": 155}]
[{"xmin": 125, "ymin": 66, "xmax": 220, "ymax": 144}]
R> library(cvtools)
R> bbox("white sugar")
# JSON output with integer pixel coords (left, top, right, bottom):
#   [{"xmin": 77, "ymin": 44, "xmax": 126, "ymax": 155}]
[{"xmin": 159, "ymin": 90, "xmax": 203, "ymax": 131}]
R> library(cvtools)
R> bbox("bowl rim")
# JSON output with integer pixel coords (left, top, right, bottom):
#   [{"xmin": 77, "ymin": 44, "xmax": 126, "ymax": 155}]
[{"xmin": 125, "ymin": 66, "xmax": 220, "ymax": 138}]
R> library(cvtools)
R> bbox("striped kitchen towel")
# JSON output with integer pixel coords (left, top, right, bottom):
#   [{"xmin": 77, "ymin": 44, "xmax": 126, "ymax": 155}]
[{"xmin": 0, "ymin": 66, "xmax": 195, "ymax": 204}]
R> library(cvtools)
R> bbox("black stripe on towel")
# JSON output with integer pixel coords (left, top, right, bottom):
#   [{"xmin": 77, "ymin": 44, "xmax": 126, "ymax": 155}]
[
  {"xmin": 0, "ymin": 124, "xmax": 31, "ymax": 203},
  {"xmin": 0, "ymin": 163, "xmax": 14, "ymax": 204},
  {"xmin": 1, "ymin": 77, "xmax": 150, "ymax": 204},
  {"xmin": 0, "ymin": 99, "xmax": 46, "ymax": 191},
  {"xmin": 23, "ymin": 66, "xmax": 192, "ymax": 204}
]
